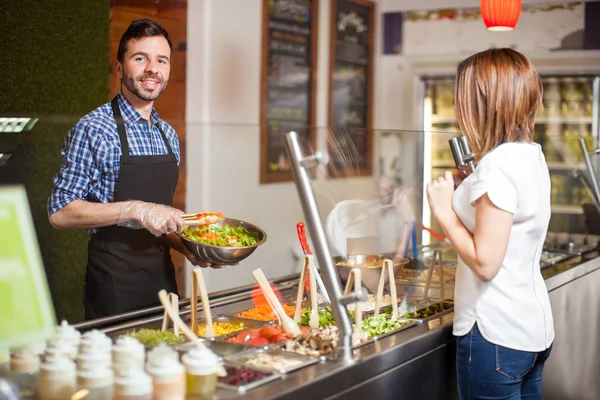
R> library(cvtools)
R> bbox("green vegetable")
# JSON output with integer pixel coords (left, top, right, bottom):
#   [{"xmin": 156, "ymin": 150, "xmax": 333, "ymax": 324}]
[
  {"xmin": 182, "ymin": 224, "xmax": 259, "ymax": 247},
  {"xmin": 359, "ymin": 314, "xmax": 407, "ymax": 337},
  {"xmin": 126, "ymin": 328, "xmax": 185, "ymax": 347},
  {"xmin": 298, "ymin": 306, "xmax": 354, "ymax": 328}
]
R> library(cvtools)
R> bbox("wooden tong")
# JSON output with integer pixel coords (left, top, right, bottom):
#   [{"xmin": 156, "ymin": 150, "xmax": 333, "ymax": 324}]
[
  {"xmin": 374, "ymin": 259, "xmax": 399, "ymax": 320},
  {"xmin": 191, "ymin": 268, "xmax": 215, "ymax": 338},
  {"xmin": 158, "ymin": 290, "xmax": 204, "ymax": 347},
  {"xmin": 161, "ymin": 292, "xmax": 180, "ymax": 337},
  {"xmin": 182, "ymin": 212, "xmax": 223, "ymax": 226},
  {"xmin": 293, "ymin": 255, "xmax": 319, "ymax": 329},
  {"xmin": 253, "ymin": 268, "xmax": 301, "ymax": 336},
  {"xmin": 424, "ymin": 250, "xmax": 445, "ymax": 301},
  {"xmin": 343, "ymin": 268, "xmax": 363, "ymax": 333}
]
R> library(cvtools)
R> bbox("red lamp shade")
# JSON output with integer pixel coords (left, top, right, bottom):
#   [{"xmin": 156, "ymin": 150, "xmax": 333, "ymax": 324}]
[{"xmin": 480, "ymin": 0, "xmax": 522, "ymax": 31}]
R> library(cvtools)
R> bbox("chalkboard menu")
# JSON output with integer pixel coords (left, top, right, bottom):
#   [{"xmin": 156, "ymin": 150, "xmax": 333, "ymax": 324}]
[
  {"xmin": 260, "ymin": 0, "xmax": 319, "ymax": 184},
  {"xmin": 328, "ymin": 0, "xmax": 374, "ymax": 178}
]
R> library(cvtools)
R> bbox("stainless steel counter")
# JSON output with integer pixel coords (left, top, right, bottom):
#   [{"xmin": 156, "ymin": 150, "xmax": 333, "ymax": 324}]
[{"xmin": 74, "ymin": 251, "xmax": 600, "ymax": 400}]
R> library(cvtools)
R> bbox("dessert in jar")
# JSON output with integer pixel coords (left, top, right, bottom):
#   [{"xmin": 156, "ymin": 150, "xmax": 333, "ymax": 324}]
[
  {"xmin": 181, "ymin": 346, "xmax": 223, "ymax": 399},
  {"xmin": 113, "ymin": 366, "xmax": 153, "ymax": 400},
  {"xmin": 145, "ymin": 344, "xmax": 185, "ymax": 400},
  {"xmin": 112, "ymin": 336, "xmax": 145, "ymax": 374},
  {"xmin": 9, "ymin": 348, "xmax": 40, "ymax": 399},
  {"xmin": 38, "ymin": 353, "xmax": 76, "ymax": 400}
]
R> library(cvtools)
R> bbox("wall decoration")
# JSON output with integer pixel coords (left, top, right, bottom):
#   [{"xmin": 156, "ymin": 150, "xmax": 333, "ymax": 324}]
[
  {"xmin": 260, "ymin": 0, "xmax": 319, "ymax": 184},
  {"xmin": 383, "ymin": 12, "xmax": 403, "ymax": 55},
  {"xmin": 584, "ymin": 1, "xmax": 600, "ymax": 50},
  {"xmin": 404, "ymin": 2, "xmax": 582, "ymax": 23},
  {"xmin": 328, "ymin": 0, "xmax": 375, "ymax": 178}
]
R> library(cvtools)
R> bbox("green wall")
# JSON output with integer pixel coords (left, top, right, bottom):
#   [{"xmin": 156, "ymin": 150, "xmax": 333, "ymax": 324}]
[{"xmin": 0, "ymin": 1, "xmax": 110, "ymax": 322}]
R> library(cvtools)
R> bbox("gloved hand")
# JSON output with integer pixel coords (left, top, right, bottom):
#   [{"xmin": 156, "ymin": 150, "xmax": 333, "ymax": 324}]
[{"xmin": 118, "ymin": 200, "xmax": 185, "ymax": 236}]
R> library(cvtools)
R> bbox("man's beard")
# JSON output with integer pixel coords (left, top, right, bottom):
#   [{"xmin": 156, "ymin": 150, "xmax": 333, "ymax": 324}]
[{"xmin": 122, "ymin": 71, "xmax": 168, "ymax": 101}]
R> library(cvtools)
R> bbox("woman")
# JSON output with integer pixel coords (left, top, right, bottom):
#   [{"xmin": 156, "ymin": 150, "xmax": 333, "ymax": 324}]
[{"xmin": 426, "ymin": 48, "xmax": 554, "ymax": 400}]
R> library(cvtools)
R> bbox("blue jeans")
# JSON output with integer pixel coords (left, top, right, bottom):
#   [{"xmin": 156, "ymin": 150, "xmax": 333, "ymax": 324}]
[{"xmin": 456, "ymin": 324, "xmax": 552, "ymax": 400}]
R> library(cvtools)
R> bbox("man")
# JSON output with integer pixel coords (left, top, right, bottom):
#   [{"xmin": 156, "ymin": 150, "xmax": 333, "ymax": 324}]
[{"xmin": 48, "ymin": 19, "xmax": 215, "ymax": 320}]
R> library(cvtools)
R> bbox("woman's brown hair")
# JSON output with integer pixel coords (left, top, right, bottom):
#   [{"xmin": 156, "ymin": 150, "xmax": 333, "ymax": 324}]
[{"xmin": 454, "ymin": 48, "xmax": 543, "ymax": 161}]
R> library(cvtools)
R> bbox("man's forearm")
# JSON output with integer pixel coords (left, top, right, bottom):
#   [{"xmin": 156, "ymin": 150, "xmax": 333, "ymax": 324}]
[{"xmin": 49, "ymin": 199, "xmax": 126, "ymax": 230}]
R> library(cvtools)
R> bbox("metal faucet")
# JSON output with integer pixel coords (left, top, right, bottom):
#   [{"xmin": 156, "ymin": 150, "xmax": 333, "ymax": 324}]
[
  {"xmin": 449, "ymin": 136, "xmax": 476, "ymax": 171},
  {"xmin": 579, "ymin": 137, "xmax": 600, "ymax": 213},
  {"xmin": 285, "ymin": 131, "xmax": 366, "ymax": 362}
]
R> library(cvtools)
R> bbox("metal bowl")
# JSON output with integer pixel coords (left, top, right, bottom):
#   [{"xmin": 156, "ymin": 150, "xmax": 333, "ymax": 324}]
[
  {"xmin": 177, "ymin": 218, "xmax": 267, "ymax": 264},
  {"xmin": 333, "ymin": 254, "xmax": 409, "ymax": 294}
]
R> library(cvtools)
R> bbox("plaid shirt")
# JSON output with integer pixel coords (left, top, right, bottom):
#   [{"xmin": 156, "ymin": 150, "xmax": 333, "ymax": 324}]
[{"xmin": 48, "ymin": 92, "xmax": 180, "ymax": 218}]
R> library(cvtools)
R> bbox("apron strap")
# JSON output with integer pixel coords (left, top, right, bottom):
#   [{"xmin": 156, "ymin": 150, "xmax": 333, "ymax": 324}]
[
  {"xmin": 156, "ymin": 123, "xmax": 177, "ymax": 162},
  {"xmin": 111, "ymin": 96, "xmax": 131, "ymax": 162}
]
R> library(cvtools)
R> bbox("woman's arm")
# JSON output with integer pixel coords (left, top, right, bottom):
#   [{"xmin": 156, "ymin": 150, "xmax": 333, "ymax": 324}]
[{"xmin": 427, "ymin": 171, "xmax": 513, "ymax": 282}]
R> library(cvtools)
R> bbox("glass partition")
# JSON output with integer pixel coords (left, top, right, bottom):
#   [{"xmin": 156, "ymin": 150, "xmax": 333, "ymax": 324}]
[{"xmin": 1, "ymin": 117, "xmax": 597, "ymax": 318}]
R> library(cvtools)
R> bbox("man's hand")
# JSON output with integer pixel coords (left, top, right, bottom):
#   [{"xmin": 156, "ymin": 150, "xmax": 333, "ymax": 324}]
[{"xmin": 118, "ymin": 200, "xmax": 184, "ymax": 236}]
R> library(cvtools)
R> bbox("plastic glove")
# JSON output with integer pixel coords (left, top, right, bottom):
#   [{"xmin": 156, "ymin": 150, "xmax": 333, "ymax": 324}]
[{"xmin": 118, "ymin": 200, "xmax": 185, "ymax": 237}]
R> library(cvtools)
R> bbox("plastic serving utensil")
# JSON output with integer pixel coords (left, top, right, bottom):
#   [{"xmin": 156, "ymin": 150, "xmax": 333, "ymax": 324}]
[
  {"xmin": 296, "ymin": 222, "xmax": 331, "ymax": 303},
  {"xmin": 252, "ymin": 268, "xmax": 301, "ymax": 336}
]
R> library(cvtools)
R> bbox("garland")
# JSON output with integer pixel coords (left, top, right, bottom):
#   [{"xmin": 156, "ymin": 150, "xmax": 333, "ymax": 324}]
[{"xmin": 405, "ymin": 2, "xmax": 582, "ymax": 22}]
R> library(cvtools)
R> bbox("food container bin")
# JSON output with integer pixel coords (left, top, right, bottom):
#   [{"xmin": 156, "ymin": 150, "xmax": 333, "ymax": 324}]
[
  {"xmin": 217, "ymin": 364, "xmax": 281, "ymax": 393},
  {"xmin": 173, "ymin": 339, "xmax": 250, "ymax": 359},
  {"xmin": 221, "ymin": 324, "xmax": 313, "ymax": 347},
  {"xmin": 185, "ymin": 315, "xmax": 266, "ymax": 338},
  {"xmin": 224, "ymin": 348, "xmax": 319, "ymax": 374}
]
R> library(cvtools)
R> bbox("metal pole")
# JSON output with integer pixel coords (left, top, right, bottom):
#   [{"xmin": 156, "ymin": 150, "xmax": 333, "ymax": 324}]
[
  {"xmin": 285, "ymin": 131, "xmax": 355, "ymax": 361},
  {"xmin": 580, "ymin": 137, "xmax": 600, "ymax": 212}
]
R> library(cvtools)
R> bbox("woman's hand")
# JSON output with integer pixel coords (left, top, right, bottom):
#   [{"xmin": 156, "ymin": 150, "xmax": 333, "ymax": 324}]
[
  {"xmin": 452, "ymin": 165, "xmax": 473, "ymax": 189},
  {"xmin": 426, "ymin": 171, "xmax": 456, "ymax": 225}
]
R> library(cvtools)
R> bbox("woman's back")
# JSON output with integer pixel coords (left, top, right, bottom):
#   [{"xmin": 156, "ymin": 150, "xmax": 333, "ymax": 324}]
[{"xmin": 452, "ymin": 142, "xmax": 555, "ymax": 352}]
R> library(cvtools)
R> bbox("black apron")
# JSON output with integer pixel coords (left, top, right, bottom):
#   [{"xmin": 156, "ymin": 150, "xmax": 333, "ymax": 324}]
[{"xmin": 84, "ymin": 96, "xmax": 179, "ymax": 320}]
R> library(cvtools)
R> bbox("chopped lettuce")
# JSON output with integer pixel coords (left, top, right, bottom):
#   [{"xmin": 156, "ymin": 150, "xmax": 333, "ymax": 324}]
[{"xmin": 182, "ymin": 224, "xmax": 259, "ymax": 247}]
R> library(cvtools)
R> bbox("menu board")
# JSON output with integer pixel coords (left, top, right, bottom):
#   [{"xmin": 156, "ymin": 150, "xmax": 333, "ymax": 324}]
[
  {"xmin": 328, "ymin": 0, "xmax": 374, "ymax": 177},
  {"xmin": 260, "ymin": 0, "xmax": 319, "ymax": 184}
]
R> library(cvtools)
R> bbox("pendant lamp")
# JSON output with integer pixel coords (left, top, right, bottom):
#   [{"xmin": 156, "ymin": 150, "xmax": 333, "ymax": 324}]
[{"xmin": 480, "ymin": 0, "xmax": 522, "ymax": 31}]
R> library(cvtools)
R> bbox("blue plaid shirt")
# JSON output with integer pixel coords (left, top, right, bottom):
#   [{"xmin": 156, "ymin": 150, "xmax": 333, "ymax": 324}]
[{"xmin": 48, "ymin": 92, "xmax": 180, "ymax": 217}]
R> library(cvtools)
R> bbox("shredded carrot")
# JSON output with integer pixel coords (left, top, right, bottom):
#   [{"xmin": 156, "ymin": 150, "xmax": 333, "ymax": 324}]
[{"xmin": 235, "ymin": 303, "xmax": 302, "ymax": 321}]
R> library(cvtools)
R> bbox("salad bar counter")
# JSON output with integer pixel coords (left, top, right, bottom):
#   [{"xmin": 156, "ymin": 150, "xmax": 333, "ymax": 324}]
[{"xmin": 67, "ymin": 246, "xmax": 600, "ymax": 400}]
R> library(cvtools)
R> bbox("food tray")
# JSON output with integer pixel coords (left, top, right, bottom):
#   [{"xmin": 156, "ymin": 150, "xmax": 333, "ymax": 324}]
[
  {"xmin": 173, "ymin": 339, "xmax": 250, "ymax": 359},
  {"xmin": 224, "ymin": 347, "xmax": 319, "ymax": 374},
  {"xmin": 217, "ymin": 364, "xmax": 282, "ymax": 393},
  {"xmin": 218, "ymin": 323, "xmax": 314, "ymax": 348},
  {"xmin": 233, "ymin": 293, "xmax": 306, "ymax": 322},
  {"xmin": 354, "ymin": 319, "xmax": 417, "ymax": 347},
  {"xmin": 398, "ymin": 299, "xmax": 454, "ymax": 323},
  {"xmin": 539, "ymin": 250, "xmax": 572, "ymax": 269},
  {"xmin": 189, "ymin": 315, "xmax": 267, "ymax": 338}
]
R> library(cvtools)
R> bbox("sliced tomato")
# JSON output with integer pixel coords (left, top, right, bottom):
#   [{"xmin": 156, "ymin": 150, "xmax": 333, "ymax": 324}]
[
  {"xmin": 258, "ymin": 326, "xmax": 281, "ymax": 339},
  {"xmin": 246, "ymin": 337, "xmax": 269, "ymax": 346}
]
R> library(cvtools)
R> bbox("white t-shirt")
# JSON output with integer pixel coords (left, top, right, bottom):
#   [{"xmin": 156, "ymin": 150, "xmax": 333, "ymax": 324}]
[{"xmin": 452, "ymin": 142, "xmax": 555, "ymax": 352}]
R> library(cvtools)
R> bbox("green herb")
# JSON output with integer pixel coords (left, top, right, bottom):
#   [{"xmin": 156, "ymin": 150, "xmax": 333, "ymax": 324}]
[
  {"xmin": 126, "ymin": 328, "xmax": 185, "ymax": 347},
  {"xmin": 182, "ymin": 224, "xmax": 259, "ymax": 247},
  {"xmin": 298, "ymin": 306, "xmax": 354, "ymax": 328},
  {"xmin": 360, "ymin": 314, "xmax": 407, "ymax": 337}
]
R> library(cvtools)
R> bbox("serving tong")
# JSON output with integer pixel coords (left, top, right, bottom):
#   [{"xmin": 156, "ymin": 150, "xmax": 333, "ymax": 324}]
[
  {"xmin": 182, "ymin": 212, "xmax": 224, "ymax": 226},
  {"xmin": 161, "ymin": 292, "xmax": 180, "ymax": 337},
  {"xmin": 191, "ymin": 268, "xmax": 216, "ymax": 338},
  {"xmin": 343, "ymin": 268, "xmax": 363, "ymax": 333},
  {"xmin": 157, "ymin": 290, "xmax": 227, "ymax": 377},
  {"xmin": 293, "ymin": 255, "xmax": 320, "ymax": 329},
  {"xmin": 253, "ymin": 268, "xmax": 301, "ymax": 336}
]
